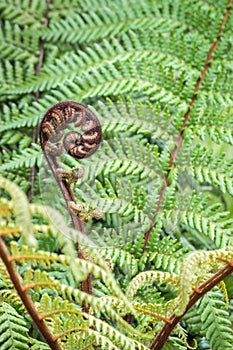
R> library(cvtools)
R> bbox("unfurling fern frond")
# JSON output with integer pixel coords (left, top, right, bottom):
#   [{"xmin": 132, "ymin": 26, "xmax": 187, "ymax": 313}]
[
  {"xmin": 176, "ymin": 249, "xmax": 233, "ymax": 316},
  {"xmin": 1, "ymin": 0, "xmax": 233, "ymax": 349}
]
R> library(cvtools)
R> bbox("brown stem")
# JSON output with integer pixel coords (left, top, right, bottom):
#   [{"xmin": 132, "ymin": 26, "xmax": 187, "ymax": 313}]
[
  {"xmin": 44, "ymin": 154, "xmax": 92, "ymax": 311},
  {"xmin": 39, "ymin": 100, "xmax": 104, "ymax": 307},
  {"xmin": 46, "ymin": 155, "xmax": 84, "ymax": 233},
  {"xmin": 39, "ymin": 103, "xmax": 105, "ymax": 317},
  {"xmin": 143, "ymin": 0, "xmax": 232, "ymax": 249},
  {"xmin": 150, "ymin": 262, "xmax": 233, "ymax": 350},
  {"xmin": 80, "ymin": 273, "xmax": 92, "ymax": 312},
  {"xmin": 0, "ymin": 238, "xmax": 62, "ymax": 350}
]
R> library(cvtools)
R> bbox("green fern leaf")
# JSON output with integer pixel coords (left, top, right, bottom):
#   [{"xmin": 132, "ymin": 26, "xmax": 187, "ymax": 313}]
[
  {"xmin": 198, "ymin": 289, "xmax": 233, "ymax": 350},
  {"xmin": 0, "ymin": 302, "xmax": 29, "ymax": 350},
  {"xmin": 0, "ymin": 144, "xmax": 42, "ymax": 171},
  {"xmin": 0, "ymin": 176, "xmax": 35, "ymax": 245}
]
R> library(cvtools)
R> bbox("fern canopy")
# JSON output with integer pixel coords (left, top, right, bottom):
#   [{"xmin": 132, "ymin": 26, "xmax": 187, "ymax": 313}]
[{"xmin": 0, "ymin": 0, "xmax": 233, "ymax": 349}]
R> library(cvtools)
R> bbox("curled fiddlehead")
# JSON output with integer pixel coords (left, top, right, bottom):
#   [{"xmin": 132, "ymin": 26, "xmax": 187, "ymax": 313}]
[
  {"xmin": 40, "ymin": 101, "xmax": 102, "ymax": 159},
  {"xmin": 39, "ymin": 101, "xmax": 102, "ymax": 305},
  {"xmin": 39, "ymin": 101, "xmax": 102, "ymax": 232}
]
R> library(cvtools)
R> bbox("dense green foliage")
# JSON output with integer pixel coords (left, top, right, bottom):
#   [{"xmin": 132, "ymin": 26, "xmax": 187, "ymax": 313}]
[{"xmin": 0, "ymin": 0, "xmax": 233, "ymax": 349}]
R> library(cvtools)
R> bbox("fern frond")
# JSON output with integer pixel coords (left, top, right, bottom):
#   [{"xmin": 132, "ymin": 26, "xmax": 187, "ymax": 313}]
[
  {"xmin": 194, "ymin": 123, "xmax": 233, "ymax": 146},
  {"xmin": 0, "ymin": 21, "xmax": 39, "ymax": 62},
  {"xmin": 29, "ymin": 338, "xmax": 50, "ymax": 350},
  {"xmin": 0, "ymin": 289, "xmax": 24, "ymax": 314},
  {"xmin": 76, "ymin": 179, "xmax": 153, "ymax": 232},
  {"xmin": 139, "ymin": 250, "xmax": 181, "ymax": 275},
  {"xmin": 85, "ymin": 313, "xmax": 151, "ymax": 348},
  {"xmin": 0, "ymin": 0, "xmax": 46, "ymax": 26},
  {"xmin": 0, "ymin": 96, "xmax": 58, "ymax": 131},
  {"xmin": 0, "ymin": 176, "xmax": 35, "ymax": 245},
  {"xmin": 140, "ymin": 223, "xmax": 184, "ymax": 273},
  {"xmin": 96, "ymin": 98, "xmax": 177, "ymax": 146},
  {"xmin": 0, "ymin": 59, "xmax": 34, "ymax": 97},
  {"xmin": 43, "ymin": 2, "xmax": 185, "ymax": 45},
  {"xmin": 198, "ymin": 288, "xmax": 233, "ymax": 350},
  {"xmin": 165, "ymin": 204, "xmax": 233, "ymax": 248},
  {"xmin": 126, "ymin": 271, "xmax": 177, "ymax": 300},
  {"xmin": 90, "ymin": 226, "xmax": 145, "ymax": 259},
  {"xmin": 52, "ymin": 59, "xmax": 194, "ymax": 106},
  {"xmin": 9, "ymin": 240, "xmax": 136, "ymax": 316},
  {"xmin": 0, "ymin": 144, "xmax": 42, "ymax": 171},
  {"xmin": 0, "ymin": 302, "xmax": 29, "ymax": 350},
  {"xmin": 39, "ymin": 293, "xmax": 149, "ymax": 346},
  {"xmin": 177, "ymin": 144, "xmax": 233, "ymax": 195},
  {"xmin": 9, "ymin": 27, "xmax": 201, "ymax": 95},
  {"xmin": 184, "ymin": 163, "xmax": 233, "ymax": 196},
  {"xmin": 99, "ymin": 247, "xmax": 138, "ymax": 277},
  {"xmin": 72, "ymin": 138, "xmax": 160, "ymax": 183},
  {"xmin": 176, "ymin": 249, "xmax": 233, "ymax": 316},
  {"xmin": 0, "ymin": 54, "xmax": 192, "ymax": 131},
  {"xmin": 0, "ymin": 129, "xmax": 30, "ymax": 147}
]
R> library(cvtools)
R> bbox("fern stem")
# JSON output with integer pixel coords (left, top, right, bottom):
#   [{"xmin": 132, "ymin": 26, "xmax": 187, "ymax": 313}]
[
  {"xmin": 0, "ymin": 228, "xmax": 22, "ymax": 236},
  {"xmin": 150, "ymin": 262, "xmax": 233, "ymax": 350},
  {"xmin": 81, "ymin": 342, "xmax": 96, "ymax": 350},
  {"xmin": 143, "ymin": 0, "xmax": 232, "ymax": 249},
  {"xmin": 40, "ymin": 309, "xmax": 82, "ymax": 320},
  {"xmin": 44, "ymin": 155, "xmax": 85, "ymax": 233},
  {"xmin": 46, "ymin": 158, "xmax": 91, "ymax": 304},
  {"xmin": 133, "ymin": 305, "xmax": 171, "ymax": 324},
  {"xmin": 0, "ymin": 238, "xmax": 63, "ymax": 350},
  {"xmin": 39, "ymin": 101, "xmax": 104, "ymax": 311},
  {"xmin": 22, "ymin": 282, "xmax": 59, "ymax": 291},
  {"xmin": 53, "ymin": 327, "xmax": 87, "ymax": 341}
]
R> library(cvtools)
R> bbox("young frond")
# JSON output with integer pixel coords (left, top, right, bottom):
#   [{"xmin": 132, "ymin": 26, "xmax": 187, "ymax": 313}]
[
  {"xmin": 126, "ymin": 271, "xmax": 178, "ymax": 300},
  {"xmin": 176, "ymin": 249, "xmax": 233, "ymax": 316}
]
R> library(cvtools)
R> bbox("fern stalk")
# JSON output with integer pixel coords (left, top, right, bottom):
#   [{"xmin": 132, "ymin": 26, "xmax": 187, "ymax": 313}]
[
  {"xmin": 150, "ymin": 260, "xmax": 233, "ymax": 350},
  {"xmin": 0, "ymin": 237, "xmax": 62, "ymax": 350}
]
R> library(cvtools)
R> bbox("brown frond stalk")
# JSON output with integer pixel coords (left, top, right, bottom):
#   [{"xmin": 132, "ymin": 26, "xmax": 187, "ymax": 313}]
[
  {"xmin": 0, "ymin": 238, "xmax": 62, "ymax": 350},
  {"xmin": 150, "ymin": 262, "xmax": 233, "ymax": 350}
]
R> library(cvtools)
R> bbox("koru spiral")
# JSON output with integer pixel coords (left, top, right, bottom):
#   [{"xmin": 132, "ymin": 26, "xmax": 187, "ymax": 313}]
[{"xmin": 39, "ymin": 101, "xmax": 102, "ymax": 159}]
